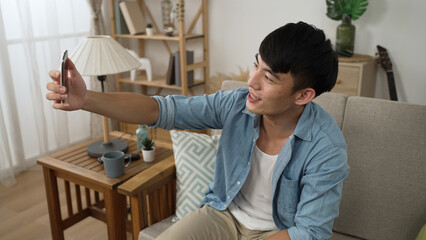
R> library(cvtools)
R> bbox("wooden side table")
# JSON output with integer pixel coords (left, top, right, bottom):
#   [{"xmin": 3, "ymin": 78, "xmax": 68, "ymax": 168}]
[
  {"xmin": 333, "ymin": 54, "xmax": 377, "ymax": 97},
  {"xmin": 37, "ymin": 131, "xmax": 173, "ymax": 240}
]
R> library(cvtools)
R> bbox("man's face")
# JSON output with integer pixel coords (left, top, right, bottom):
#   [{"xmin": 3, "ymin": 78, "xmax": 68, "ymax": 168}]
[{"xmin": 246, "ymin": 54, "xmax": 300, "ymax": 118}]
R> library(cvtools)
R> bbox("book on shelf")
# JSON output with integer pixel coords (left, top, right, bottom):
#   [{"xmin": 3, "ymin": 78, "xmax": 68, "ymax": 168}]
[
  {"xmin": 119, "ymin": 1, "xmax": 145, "ymax": 35},
  {"xmin": 114, "ymin": 0, "xmax": 129, "ymax": 34},
  {"xmin": 165, "ymin": 54, "xmax": 175, "ymax": 85},
  {"xmin": 174, "ymin": 51, "xmax": 194, "ymax": 87}
]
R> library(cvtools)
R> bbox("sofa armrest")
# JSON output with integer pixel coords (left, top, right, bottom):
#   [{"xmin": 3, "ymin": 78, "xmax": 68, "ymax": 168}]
[{"xmin": 118, "ymin": 156, "xmax": 177, "ymax": 240}]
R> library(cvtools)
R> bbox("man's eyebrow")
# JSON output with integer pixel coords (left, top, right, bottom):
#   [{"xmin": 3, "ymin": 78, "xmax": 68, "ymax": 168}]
[
  {"xmin": 264, "ymin": 68, "xmax": 280, "ymax": 81},
  {"xmin": 255, "ymin": 53, "xmax": 280, "ymax": 80}
]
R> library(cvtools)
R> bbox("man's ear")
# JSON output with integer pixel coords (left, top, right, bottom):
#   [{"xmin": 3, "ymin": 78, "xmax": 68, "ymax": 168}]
[{"xmin": 295, "ymin": 88, "xmax": 316, "ymax": 105}]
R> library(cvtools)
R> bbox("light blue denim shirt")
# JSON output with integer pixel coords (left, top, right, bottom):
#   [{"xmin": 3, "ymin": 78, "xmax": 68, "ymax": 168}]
[{"xmin": 150, "ymin": 88, "xmax": 349, "ymax": 240}]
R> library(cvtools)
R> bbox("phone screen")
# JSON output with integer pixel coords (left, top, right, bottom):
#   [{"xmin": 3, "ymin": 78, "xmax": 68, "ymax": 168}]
[{"xmin": 60, "ymin": 50, "xmax": 68, "ymax": 103}]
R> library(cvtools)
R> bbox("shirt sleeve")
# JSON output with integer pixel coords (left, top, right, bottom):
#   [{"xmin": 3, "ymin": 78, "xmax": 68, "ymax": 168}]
[
  {"xmin": 289, "ymin": 145, "xmax": 349, "ymax": 240},
  {"xmin": 148, "ymin": 89, "xmax": 244, "ymax": 130}
]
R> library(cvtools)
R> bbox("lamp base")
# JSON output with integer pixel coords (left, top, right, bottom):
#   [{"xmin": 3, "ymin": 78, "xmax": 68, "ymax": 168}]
[{"xmin": 87, "ymin": 139, "xmax": 128, "ymax": 158}]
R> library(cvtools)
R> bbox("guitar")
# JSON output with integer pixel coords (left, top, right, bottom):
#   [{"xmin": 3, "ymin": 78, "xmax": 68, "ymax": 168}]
[{"xmin": 377, "ymin": 45, "xmax": 398, "ymax": 101}]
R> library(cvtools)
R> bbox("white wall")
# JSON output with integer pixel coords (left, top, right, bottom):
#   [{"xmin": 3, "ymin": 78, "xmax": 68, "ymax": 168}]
[{"xmin": 208, "ymin": 0, "xmax": 426, "ymax": 105}]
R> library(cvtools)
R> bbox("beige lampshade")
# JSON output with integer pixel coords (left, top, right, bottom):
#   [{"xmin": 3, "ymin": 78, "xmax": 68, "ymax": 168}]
[{"xmin": 70, "ymin": 35, "xmax": 141, "ymax": 76}]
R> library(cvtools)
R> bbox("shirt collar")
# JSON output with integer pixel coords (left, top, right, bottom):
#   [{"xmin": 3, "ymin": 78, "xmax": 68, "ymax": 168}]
[
  {"xmin": 292, "ymin": 102, "xmax": 314, "ymax": 142},
  {"xmin": 242, "ymin": 108, "xmax": 261, "ymax": 128}
]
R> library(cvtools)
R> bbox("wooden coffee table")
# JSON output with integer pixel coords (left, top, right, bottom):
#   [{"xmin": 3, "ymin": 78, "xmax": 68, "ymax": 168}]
[{"xmin": 37, "ymin": 131, "xmax": 173, "ymax": 240}]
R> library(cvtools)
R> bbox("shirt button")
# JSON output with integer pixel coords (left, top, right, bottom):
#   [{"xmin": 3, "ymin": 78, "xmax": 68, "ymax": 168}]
[
  {"xmin": 227, "ymin": 196, "xmax": 230, "ymax": 200},
  {"xmin": 210, "ymin": 201, "xmax": 213, "ymax": 205},
  {"xmin": 289, "ymin": 135, "xmax": 292, "ymax": 139},
  {"xmin": 248, "ymin": 162, "xmax": 250, "ymax": 166},
  {"xmin": 237, "ymin": 181, "xmax": 241, "ymax": 185},
  {"xmin": 253, "ymin": 138, "xmax": 256, "ymax": 142}
]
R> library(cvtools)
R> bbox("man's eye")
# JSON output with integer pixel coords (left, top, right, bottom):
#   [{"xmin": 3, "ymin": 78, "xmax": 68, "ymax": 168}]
[
  {"xmin": 265, "ymin": 75, "xmax": 273, "ymax": 82},
  {"xmin": 253, "ymin": 62, "xmax": 258, "ymax": 69}
]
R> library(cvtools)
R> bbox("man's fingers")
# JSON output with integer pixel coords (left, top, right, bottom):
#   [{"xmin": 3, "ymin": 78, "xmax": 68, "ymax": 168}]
[
  {"xmin": 48, "ymin": 67, "xmax": 73, "ymax": 111},
  {"xmin": 46, "ymin": 92, "xmax": 67, "ymax": 101},
  {"xmin": 52, "ymin": 102, "xmax": 70, "ymax": 110},
  {"xmin": 49, "ymin": 70, "xmax": 60, "ymax": 82},
  {"xmin": 46, "ymin": 82, "xmax": 66, "ymax": 94}
]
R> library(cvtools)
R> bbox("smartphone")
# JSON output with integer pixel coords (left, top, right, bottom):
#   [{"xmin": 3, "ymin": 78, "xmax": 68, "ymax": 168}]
[{"xmin": 60, "ymin": 50, "xmax": 68, "ymax": 103}]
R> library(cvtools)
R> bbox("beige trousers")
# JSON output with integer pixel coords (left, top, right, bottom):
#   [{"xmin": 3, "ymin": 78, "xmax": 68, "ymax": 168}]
[{"xmin": 156, "ymin": 205, "xmax": 280, "ymax": 240}]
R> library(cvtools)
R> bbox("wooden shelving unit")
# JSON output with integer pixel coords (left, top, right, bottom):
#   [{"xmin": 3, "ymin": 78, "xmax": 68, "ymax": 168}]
[
  {"xmin": 109, "ymin": 0, "xmax": 209, "ymax": 144},
  {"xmin": 109, "ymin": 0, "xmax": 209, "ymax": 96}
]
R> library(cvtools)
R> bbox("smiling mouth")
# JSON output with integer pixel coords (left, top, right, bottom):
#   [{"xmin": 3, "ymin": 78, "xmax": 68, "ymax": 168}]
[{"xmin": 249, "ymin": 92, "xmax": 261, "ymax": 101}]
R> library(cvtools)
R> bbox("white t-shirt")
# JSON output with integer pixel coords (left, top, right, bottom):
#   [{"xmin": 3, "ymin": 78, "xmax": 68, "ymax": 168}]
[{"xmin": 228, "ymin": 145, "xmax": 278, "ymax": 230}]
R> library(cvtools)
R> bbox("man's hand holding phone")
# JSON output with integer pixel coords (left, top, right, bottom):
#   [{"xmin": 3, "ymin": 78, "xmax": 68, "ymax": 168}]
[{"xmin": 46, "ymin": 51, "xmax": 87, "ymax": 111}]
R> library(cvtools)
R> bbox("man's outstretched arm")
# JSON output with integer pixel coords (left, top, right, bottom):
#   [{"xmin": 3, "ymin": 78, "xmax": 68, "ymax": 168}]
[{"xmin": 46, "ymin": 58, "xmax": 159, "ymax": 125}]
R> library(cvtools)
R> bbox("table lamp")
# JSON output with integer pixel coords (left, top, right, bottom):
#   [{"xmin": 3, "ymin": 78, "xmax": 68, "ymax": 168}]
[{"xmin": 70, "ymin": 35, "xmax": 141, "ymax": 157}]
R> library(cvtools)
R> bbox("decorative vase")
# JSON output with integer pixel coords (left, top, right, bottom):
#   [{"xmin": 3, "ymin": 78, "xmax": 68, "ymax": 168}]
[
  {"xmin": 136, "ymin": 125, "xmax": 149, "ymax": 152},
  {"xmin": 142, "ymin": 147, "xmax": 155, "ymax": 162},
  {"xmin": 336, "ymin": 14, "xmax": 355, "ymax": 57},
  {"xmin": 161, "ymin": 0, "xmax": 175, "ymax": 35}
]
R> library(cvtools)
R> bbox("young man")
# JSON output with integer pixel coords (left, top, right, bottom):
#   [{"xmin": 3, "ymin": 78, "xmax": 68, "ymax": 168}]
[{"xmin": 46, "ymin": 22, "xmax": 349, "ymax": 240}]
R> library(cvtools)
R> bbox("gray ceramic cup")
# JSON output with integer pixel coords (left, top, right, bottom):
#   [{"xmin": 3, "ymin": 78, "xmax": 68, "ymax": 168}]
[{"xmin": 102, "ymin": 151, "xmax": 131, "ymax": 178}]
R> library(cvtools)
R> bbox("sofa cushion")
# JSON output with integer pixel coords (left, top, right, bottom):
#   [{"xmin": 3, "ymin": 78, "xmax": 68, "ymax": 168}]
[
  {"xmin": 139, "ymin": 216, "xmax": 174, "ymax": 240},
  {"xmin": 335, "ymin": 97, "xmax": 426, "ymax": 240},
  {"xmin": 221, "ymin": 79, "xmax": 248, "ymax": 91},
  {"xmin": 170, "ymin": 130, "xmax": 219, "ymax": 222},
  {"xmin": 313, "ymin": 92, "xmax": 348, "ymax": 129}
]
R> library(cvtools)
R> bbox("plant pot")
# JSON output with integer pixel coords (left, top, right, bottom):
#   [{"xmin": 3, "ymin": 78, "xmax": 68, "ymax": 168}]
[
  {"xmin": 336, "ymin": 14, "xmax": 355, "ymax": 57},
  {"xmin": 146, "ymin": 28, "xmax": 154, "ymax": 36},
  {"xmin": 142, "ymin": 147, "xmax": 155, "ymax": 162}
]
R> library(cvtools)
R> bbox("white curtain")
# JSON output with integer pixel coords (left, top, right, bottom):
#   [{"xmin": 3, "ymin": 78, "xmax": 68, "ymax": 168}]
[
  {"xmin": 88, "ymin": 0, "xmax": 106, "ymax": 35},
  {"xmin": 0, "ymin": 0, "xmax": 92, "ymax": 187}
]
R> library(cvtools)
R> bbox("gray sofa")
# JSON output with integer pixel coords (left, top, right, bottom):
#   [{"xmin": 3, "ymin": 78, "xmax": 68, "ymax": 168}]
[
  {"xmin": 315, "ymin": 93, "xmax": 426, "ymax": 240},
  {"xmin": 133, "ymin": 81, "xmax": 426, "ymax": 240}
]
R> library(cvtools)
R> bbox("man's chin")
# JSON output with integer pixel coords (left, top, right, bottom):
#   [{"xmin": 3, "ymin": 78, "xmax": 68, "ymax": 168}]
[{"xmin": 246, "ymin": 102, "xmax": 261, "ymax": 114}]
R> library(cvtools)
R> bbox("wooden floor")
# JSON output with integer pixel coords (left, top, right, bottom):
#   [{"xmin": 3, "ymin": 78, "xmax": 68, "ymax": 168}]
[{"xmin": 0, "ymin": 165, "xmax": 132, "ymax": 240}]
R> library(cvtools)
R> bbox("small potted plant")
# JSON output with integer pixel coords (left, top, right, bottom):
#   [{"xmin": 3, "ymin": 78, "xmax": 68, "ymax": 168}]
[
  {"xmin": 146, "ymin": 23, "xmax": 154, "ymax": 36},
  {"xmin": 141, "ymin": 136, "xmax": 155, "ymax": 162}
]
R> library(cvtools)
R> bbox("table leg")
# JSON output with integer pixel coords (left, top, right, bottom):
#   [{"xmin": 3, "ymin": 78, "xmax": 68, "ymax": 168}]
[
  {"xmin": 104, "ymin": 188, "xmax": 127, "ymax": 240},
  {"xmin": 42, "ymin": 167, "xmax": 65, "ymax": 240}
]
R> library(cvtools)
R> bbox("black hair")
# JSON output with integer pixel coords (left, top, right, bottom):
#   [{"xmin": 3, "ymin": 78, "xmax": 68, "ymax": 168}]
[{"xmin": 259, "ymin": 22, "xmax": 338, "ymax": 97}]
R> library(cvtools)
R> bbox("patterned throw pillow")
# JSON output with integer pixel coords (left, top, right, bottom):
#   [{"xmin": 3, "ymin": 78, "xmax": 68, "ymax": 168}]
[{"xmin": 170, "ymin": 130, "xmax": 219, "ymax": 222}]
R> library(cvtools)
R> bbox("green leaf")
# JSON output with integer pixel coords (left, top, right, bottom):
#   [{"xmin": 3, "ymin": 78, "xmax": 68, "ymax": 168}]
[
  {"xmin": 141, "ymin": 136, "xmax": 155, "ymax": 150},
  {"xmin": 326, "ymin": 0, "xmax": 368, "ymax": 21}
]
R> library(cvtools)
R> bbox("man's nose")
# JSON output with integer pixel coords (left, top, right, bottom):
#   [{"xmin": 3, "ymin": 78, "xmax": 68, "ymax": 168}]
[{"xmin": 248, "ymin": 69, "xmax": 262, "ymax": 89}]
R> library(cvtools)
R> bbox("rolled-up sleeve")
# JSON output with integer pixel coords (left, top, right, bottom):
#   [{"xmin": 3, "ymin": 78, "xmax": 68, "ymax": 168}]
[
  {"xmin": 148, "ymin": 95, "xmax": 176, "ymax": 130},
  {"xmin": 148, "ymin": 89, "xmax": 243, "ymax": 131}
]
